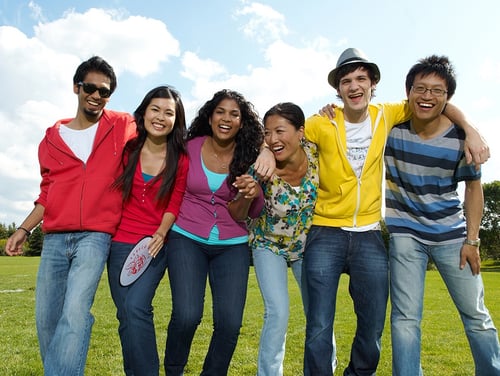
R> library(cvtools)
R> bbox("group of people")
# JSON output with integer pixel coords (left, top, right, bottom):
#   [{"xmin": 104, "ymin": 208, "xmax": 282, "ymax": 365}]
[{"xmin": 5, "ymin": 47, "xmax": 500, "ymax": 376}]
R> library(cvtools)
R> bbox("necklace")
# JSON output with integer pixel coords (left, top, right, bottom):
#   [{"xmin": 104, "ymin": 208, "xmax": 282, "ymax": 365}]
[
  {"xmin": 213, "ymin": 153, "xmax": 228, "ymax": 169},
  {"xmin": 210, "ymin": 138, "xmax": 233, "ymax": 170}
]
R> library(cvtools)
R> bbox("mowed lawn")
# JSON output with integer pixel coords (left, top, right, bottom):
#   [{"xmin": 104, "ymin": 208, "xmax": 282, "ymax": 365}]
[{"xmin": 1, "ymin": 256, "xmax": 499, "ymax": 375}]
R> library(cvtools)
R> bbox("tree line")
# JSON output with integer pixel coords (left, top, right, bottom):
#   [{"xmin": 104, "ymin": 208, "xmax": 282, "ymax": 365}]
[{"xmin": 1, "ymin": 181, "xmax": 499, "ymax": 259}]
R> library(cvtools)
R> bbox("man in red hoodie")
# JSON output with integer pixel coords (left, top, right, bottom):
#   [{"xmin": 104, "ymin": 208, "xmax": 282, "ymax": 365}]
[{"xmin": 6, "ymin": 56, "xmax": 136, "ymax": 375}]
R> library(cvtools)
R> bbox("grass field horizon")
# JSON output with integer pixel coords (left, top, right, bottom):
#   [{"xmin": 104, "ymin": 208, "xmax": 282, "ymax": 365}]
[{"xmin": 1, "ymin": 256, "xmax": 499, "ymax": 375}]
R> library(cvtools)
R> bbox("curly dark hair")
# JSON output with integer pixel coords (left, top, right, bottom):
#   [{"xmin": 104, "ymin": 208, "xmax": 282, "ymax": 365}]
[
  {"xmin": 114, "ymin": 85, "xmax": 187, "ymax": 206},
  {"xmin": 187, "ymin": 89, "xmax": 264, "ymax": 184}
]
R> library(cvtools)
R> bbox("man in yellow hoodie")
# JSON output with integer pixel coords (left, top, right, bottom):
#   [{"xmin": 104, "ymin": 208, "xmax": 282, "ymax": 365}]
[{"xmin": 302, "ymin": 48, "xmax": 489, "ymax": 376}]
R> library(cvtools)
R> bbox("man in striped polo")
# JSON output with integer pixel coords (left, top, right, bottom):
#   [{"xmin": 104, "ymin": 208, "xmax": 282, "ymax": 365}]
[{"xmin": 385, "ymin": 55, "xmax": 500, "ymax": 376}]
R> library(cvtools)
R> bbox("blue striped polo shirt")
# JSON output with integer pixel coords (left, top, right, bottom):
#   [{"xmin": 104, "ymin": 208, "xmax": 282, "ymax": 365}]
[{"xmin": 384, "ymin": 120, "xmax": 481, "ymax": 244}]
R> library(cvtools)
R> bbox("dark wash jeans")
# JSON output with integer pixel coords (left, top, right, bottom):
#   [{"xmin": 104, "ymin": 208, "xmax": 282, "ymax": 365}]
[
  {"xmin": 107, "ymin": 240, "xmax": 168, "ymax": 376},
  {"xmin": 164, "ymin": 231, "xmax": 250, "ymax": 376},
  {"xmin": 303, "ymin": 225, "xmax": 389, "ymax": 376}
]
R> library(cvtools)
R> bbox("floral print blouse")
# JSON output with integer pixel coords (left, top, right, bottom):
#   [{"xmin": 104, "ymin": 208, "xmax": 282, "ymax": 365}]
[{"xmin": 249, "ymin": 140, "xmax": 319, "ymax": 261}]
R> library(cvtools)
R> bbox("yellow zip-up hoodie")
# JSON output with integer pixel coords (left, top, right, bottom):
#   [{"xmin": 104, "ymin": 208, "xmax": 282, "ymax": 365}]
[{"xmin": 305, "ymin": 101, "xmax": 410, "ymax": 228}]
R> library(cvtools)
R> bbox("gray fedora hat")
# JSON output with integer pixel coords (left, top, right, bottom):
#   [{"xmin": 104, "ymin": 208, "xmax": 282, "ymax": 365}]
[{"xmin": 327, "ymin": 48, "xmax": 381, "ymax": 89}]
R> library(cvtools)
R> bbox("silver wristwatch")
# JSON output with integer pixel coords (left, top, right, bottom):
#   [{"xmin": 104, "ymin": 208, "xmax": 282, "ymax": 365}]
[{"xmin": 464, "ymin": 238, "xmax": 481, "ymax": 247}]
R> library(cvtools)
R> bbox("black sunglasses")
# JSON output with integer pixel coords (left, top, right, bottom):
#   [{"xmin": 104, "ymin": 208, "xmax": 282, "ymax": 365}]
[{"xmin": 77, "ymin": 82, "xmax": 112, "ymax": 98}]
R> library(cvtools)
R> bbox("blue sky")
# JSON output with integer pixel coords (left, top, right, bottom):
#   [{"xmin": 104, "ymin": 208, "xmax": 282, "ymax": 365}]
[{"xmin": 1, "ymin": 0, "xmax": 499, "ymax": 225}]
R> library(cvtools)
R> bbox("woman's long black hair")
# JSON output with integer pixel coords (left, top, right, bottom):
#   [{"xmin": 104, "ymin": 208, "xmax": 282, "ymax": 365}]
[
  {"xmin": 187, "ymin": 89, "xmax": 263, "ymax": 185},
  {"xmin": 114, "ymin": 85, "xmax": 187, "ymax": 206}
]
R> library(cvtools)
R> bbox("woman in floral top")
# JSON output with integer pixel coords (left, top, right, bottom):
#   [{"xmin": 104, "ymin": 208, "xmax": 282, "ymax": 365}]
[{"xmin": 249, "ymin": 102, "xmax": 319, "ymax": 375}]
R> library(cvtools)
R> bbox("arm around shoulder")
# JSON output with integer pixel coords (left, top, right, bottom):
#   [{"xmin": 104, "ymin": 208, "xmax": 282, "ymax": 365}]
[{"xmin": 444, "ymin": 103, "xmax": 489, "ymax": 168}]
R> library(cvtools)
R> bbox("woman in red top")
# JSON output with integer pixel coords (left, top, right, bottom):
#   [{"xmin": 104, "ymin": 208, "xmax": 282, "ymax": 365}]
[{"xmin": 107, "ymin": 86, "xmax": 189, "ymax": 376}]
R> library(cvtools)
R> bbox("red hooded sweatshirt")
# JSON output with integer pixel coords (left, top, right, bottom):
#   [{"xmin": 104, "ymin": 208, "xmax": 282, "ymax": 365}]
[{"xmin": 36, "ymin": 109, "xmax": 136, "ymax": 234}]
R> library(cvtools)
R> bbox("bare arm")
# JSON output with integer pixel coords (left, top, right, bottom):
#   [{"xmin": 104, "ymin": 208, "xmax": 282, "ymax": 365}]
[
  {"xmin": 444, "ymin": 103, "xmax": 490, "ymax": 169},
  {"xmin": 253, "ymin": 147, "xmax": 275, "ymax": 181},
  {"xmin": 5, "ymin": 203, "xmax": 44, "ymax": 256},
  {"xmin": 460, "ymin": 179, "xmax": 483, "ymax": 275},
  {"xmin": 148, "ymin": 212, "xmax": 176, "ymax": 258}
]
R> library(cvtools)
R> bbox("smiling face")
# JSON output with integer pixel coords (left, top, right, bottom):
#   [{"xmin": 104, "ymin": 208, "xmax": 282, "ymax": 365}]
[
  {"xmin": 264, "ymin": 114, "xmax": 303, "ymax": 164},
  {"xmin": 408, "ymin": 72, "xmax": 448, "ymax": 122},
  {"xmin": 144, "ymin": 97, "xmax": 176, "ymax": 141},
  {"xmin": 209, "ymin": 98, "xmax": 242, "ymax": 144},
  {"xmin": 74, "ymin": 71, "xmax": 111, "ymax": 121},
  {"xmin": 337, "ymin": 66, "xmax": 375, "ymax": 122}
]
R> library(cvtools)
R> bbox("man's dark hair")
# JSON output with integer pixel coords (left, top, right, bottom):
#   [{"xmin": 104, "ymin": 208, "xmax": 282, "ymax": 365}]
[
  {"xmin": 405, "ymin": 55, "xmax": 456, "ymax": 99},
  {"xmin": 332, "ymin": 62, "xmax": 379, "ymax": 90},
  {"xmin": 73, "ymin": 56, "xmax": 117, "ymax": 95},
  {"xmin": 334, "ymin": 63, "xmax": 378, "ymax": 100}
]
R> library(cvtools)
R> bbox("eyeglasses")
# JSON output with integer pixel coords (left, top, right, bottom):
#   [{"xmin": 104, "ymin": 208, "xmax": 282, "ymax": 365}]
[
  {"xmin": 411, "ymin": 85, "xmax": 447, "ymax": 97},
  {"xmin": 77, "ymin": 82, "xmax": 112, "ymax": 98}
]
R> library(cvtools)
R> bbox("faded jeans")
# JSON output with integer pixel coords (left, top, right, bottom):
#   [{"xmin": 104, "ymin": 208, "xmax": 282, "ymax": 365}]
[
  {"xmin": 390, "ymin": 235, "xmax": 500, "ymax": 376},
  {"xmin": 254, "ymin": 247, "xmax": 337, "ymax": 376},
  {"xmin": 253, "ymin": 248, "xmax": 303, "ymax": 376},
  {"xmin": 36, "ymin": 232, "xmax": 110, "ymax": 376}
]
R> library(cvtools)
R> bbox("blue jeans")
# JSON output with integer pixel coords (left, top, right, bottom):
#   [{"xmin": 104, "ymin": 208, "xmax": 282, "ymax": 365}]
[
  {"xmin": 36, "ymin": 232, "xmax": 110, "ymax": 376},
  {"xmin": 107, "ymin": 241, "xmax": 168, "ymax": 376},
  {"xmin": 390, "ymin": 236, "xmax": 500, "ymax": 376},
  {"xmin": 253, "ymin": 248, "xmax": 337, "ymax": 376},
  {"xmin": 253, "ymin": 248, "xmax": 303, "ymax": 376},
  {"xmin": 164, "ymin": 231, "xmax": 250, "ymax": 376},
  {"xmin": 303, "ymin": 226, "xmax": 388, "ymax": 376}
]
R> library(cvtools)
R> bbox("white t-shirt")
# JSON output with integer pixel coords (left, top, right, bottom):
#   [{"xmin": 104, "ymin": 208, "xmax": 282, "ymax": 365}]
[
  {"xmin": 59, "ymin": 123, "xmax": 98, "ymax": 163},
  {"xmin": 343, "ymin": 117, "xmax": 379, "ymax": 232},
  {"xmin": 345, "ymin": 117, "xmax": 372, "ymax": 178}
]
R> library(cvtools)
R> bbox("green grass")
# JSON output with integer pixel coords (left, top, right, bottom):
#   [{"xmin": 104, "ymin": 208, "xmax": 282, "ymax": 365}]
[{"xmin": 1, "ymin": 257, "xmax": 499, "ymax": 375}]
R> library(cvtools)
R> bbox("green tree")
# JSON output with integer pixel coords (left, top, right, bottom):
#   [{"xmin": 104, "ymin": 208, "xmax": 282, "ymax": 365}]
[
  {"xmin": 480, "ymin": 180, "xmax": 500, "ymax": 259},
  {"xmin": 0, "ymin": 223, "xmax": 8, "ymax": 239},
  {"xmin": 7, "ymin": 222, "xmax": 17, "ymax": 237},
  {"xmin": 26, "ymin": 225, "xmax": 44, "ymax": 256},
  {"xmin": 380, "ymin": 219, "xmax": 389, "ymax": 249},
  {"xmin": 0, "ymin": 239, "xmax": 6, "ymax": 255}
]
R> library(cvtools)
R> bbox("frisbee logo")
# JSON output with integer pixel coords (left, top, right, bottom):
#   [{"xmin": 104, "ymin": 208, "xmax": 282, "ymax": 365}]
[
  {"xmin": 120, "ymin": 236, "xmax": 153, "ymax": 286},
  {"xmin": 125, "ymin": 250, "xmax": 148, "ymax": 275}
]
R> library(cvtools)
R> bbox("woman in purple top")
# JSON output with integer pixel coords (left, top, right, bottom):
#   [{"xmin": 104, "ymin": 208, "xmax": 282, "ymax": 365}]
[{"xmin": 164, "ymin": 89, "xmax": 264, "ymax": 376}]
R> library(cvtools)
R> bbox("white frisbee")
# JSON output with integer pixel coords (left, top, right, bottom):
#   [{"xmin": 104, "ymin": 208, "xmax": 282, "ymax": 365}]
[{"xmin": 119, "ymin": 236, "xmax": 153, "ymax": 286}]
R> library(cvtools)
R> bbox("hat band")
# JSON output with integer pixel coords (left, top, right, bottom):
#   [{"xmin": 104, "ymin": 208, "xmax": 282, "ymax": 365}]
[{"xmin": 339, "ymin": 56, "xmax": 368, "ymax": 66}]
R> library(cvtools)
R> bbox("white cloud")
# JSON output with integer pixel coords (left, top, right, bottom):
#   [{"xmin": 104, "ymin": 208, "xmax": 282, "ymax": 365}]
[
  {"xmin": 234, "ymin": 2, "xmax": 288, "ymax": 44},
  {"xmin": 181, "ymin": 36, "xmax": 338, "ymax": 119},
  {"xmin": 180, "ymin": 1, "xmax": 339, "ymax": 116},
  {"xmin": 28, "ymin": 0, "xmax": 46, "ymax": 22},
  {"xmin": 32, "ymin": 8, "xmax": 180, "ymax": 76},
  {"xmin": 181, "ymin": 51, "xmax": 228, "ymax": 82}
]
